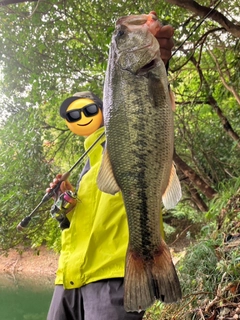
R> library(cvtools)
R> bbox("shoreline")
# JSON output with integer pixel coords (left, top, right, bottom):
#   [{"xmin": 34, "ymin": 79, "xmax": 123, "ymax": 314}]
[{"xmin": 0, "ymin": 246, "xmax": 59, "ymax": 287}]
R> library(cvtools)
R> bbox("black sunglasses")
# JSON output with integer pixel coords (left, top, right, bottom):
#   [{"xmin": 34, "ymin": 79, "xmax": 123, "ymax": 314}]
[{"xmin": 66, "ymin": 104, "xmax": 99, "ymax": 122}]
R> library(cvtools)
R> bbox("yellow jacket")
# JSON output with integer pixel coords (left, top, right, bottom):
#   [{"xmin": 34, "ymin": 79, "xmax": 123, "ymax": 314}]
[{"xmin": 55, "ymin": 127, "xmax": 129, "ymax": 288}]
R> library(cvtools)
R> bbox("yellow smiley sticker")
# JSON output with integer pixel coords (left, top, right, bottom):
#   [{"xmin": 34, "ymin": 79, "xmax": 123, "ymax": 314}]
[{"xmin": 65, "ymin": 98, "xmax": 103, "ymax": 136}]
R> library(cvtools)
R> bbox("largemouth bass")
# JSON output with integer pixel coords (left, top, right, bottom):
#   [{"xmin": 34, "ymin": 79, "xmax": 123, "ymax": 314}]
[{"xmin": 97, "ymin": 12, "xmax": 182, "ymax": 312}]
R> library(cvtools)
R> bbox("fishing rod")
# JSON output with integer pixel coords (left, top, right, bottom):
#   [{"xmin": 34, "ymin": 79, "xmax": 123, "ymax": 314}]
[
  {"xmin": 17, "ymin": 131, "xmax": 105, "ymax": 231},
  {"xmin": 170, "ymin": 0, "xmax": 222, "ymax": 58},
  {"xmin": 16, "ymin": 2, "xmax": 221, "ymax": 231}
]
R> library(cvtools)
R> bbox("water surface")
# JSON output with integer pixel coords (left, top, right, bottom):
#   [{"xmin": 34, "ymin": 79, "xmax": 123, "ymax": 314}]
[{"xmin": 0, "ymin": 273, "xmax": 54, "ymax": 320}]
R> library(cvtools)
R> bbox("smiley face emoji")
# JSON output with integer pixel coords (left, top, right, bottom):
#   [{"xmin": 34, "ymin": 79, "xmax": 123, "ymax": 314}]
[{"xmin": 59, "ymin": 96, "xmax": 103, "ymax": 136}]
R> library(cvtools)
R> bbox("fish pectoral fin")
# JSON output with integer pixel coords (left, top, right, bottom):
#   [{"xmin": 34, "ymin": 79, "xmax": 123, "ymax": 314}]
[
  {"xmin": 169, "ymin": 86, "xmax": 176, "ymax": 112},
  {"xmin": 97, "ymin": 149, "xmax": 120, "ymax": 195},
  {"xmin": 162, "ymin": 164, "xmax": 182, "ymax": 209}
]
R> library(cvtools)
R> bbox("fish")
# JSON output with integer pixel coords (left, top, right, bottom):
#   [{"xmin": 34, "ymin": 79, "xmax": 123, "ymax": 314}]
[{"xmin": 97, "ymin": 12, "xmax": 182, "ymax": 312}]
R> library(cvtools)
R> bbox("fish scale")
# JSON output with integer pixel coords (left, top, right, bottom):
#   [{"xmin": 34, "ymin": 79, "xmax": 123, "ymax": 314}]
[{"xmin": 97, "ymin": 12, "xmax": 182, "ymax": 312}]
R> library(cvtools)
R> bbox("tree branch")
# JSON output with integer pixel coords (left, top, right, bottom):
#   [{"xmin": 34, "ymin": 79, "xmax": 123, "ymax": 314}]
[
  {"xmin": 190, "ymin": 55, "xmax": 240, "ymax": 148},
  {"xmin": 0, "ymin": 0, "xmax": 37, "ymax": 5},
  {"xmin": 207, "ymin": 48, "xmax": 240, "ymax": 106},
  {"xmin": 173, "ymin": 151, "xmax": 217, "ymax": 199},
  {"xmin": 165, "ymin": 0, "xmax": 240, "ymax": 38}
]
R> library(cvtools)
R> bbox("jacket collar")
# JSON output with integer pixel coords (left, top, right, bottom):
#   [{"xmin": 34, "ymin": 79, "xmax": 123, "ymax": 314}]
[{"xmin": 84, "ymin": 126, "xmax": 105, "ymax": 151}]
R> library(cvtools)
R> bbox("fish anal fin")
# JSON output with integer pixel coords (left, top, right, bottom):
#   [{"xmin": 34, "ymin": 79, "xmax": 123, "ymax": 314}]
[
  {"xmin": 124, "ymin": 243, "xmax": 182, "ymax": 312},
  {"xmin": 162, "ymin": 164, "xmax": 182, "ymax": 209},
  {"xmin": 97, "ymin": 149, "xmax": 120, "ymax": 195}
]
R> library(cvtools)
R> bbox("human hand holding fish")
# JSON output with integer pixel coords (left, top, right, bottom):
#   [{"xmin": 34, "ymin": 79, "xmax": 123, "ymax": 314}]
[
  {"xmin": 145, "ymin": 11, "xmax": 176, "ymax": 110},
  {"xmin": 147, "ymin": 11, "xmax": 174, "ymax": 65}
]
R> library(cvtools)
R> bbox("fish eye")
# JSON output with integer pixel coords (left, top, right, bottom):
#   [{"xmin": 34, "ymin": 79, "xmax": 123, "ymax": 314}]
[{"xmin": 117, "ymin": 30, "xmax": 124, "ymax": 37}]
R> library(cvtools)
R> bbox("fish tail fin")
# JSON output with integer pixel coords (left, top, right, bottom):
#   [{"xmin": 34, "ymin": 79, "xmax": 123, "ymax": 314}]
[{"xmin": 124, "ymin": 242, "xmax": 182, "ymax": 312}]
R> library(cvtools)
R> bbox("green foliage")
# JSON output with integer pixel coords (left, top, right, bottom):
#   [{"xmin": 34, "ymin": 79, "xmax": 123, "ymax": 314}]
[
  {"xmin": 206, "ymin": 177, "xmax": 240, "ymax": 220},
  {"xmin": 146, "ymin": 185, "xmax": 240, "ymax": 318},
  {"xmin": 148, "ymin": 179, "xmax": 240, "ymax": 319},
  {"xmin": 0, "ymin": 2, "xmax": 239, "ymax": 318},
  {"xmin": 152, "ymin": 233, "xmax": 240, "ymax": 319},
  {"xmin": 216, "ymin": 244, "xmax": 240, "ymax": 279},
  {"xmin": 0, "ymin": 106, "xmax": 60, "ymax": 251},
  {"xmin": 179, "ymin": 239, "xmax": 220, "ymax": 296},
  {"xmin": 144, "ymin": 300, "xmax": 165, "ymax": 320},
  {"xmin": 0, "ymin": 0, "xmax": 239, "ymax": 260}
]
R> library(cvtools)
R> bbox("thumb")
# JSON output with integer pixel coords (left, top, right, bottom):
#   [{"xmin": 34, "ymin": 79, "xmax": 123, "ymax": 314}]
[{"xmin": 60, "ymin": 180, "xmax": 74, "ymax": 193}]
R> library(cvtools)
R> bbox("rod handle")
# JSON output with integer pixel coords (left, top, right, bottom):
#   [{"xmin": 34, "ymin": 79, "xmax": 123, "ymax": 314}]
[{"xmin": 17, "ymin": 216, "xmax": 32, "ymax": 232}]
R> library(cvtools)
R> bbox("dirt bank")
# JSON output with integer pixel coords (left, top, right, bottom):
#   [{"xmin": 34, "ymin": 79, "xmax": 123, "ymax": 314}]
[
  {"xmin": 0, "ymin": 246, "xmax": 59, "ymax": 288},
  {"xmin": 0, "ymin": 246, "xmax": 58, "ymax": 275}
]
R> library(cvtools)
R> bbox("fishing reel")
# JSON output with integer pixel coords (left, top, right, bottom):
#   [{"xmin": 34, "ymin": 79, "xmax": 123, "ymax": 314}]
[
  {"xmin": 50, "ymin": 190, "xmax": 77, "ymax": 222},
  {"xmin": 17, "ymin": 131, "xmax": 105, "ymax": 232}
]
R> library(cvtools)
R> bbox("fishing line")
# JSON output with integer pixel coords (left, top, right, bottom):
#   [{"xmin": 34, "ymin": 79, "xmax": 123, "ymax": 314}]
[{"xmin": 171, "ymin": 0, "xmax": 222, "ymax": 59}]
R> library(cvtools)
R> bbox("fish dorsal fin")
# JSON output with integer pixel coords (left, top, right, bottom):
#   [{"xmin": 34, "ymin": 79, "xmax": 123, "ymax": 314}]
[
  {"xmin": 97, "ymin": 148, "xmax": 120, "ymax": 195},
  {"xmin": 162, "ymin": 163, "xmax": 182, "ymax": 209}
]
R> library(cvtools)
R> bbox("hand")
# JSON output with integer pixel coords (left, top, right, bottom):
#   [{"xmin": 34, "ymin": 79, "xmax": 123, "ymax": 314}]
[
  {"xmin": 148, "ymin": 11, "xmax": 174, "ymax": 65},
  {"xmin": 46, "ymin": 174, "xmax": 74, "ymax": 199},
  {"xmin": 155, "ymin": 25, "xmax": 174, "ymax": 65}
]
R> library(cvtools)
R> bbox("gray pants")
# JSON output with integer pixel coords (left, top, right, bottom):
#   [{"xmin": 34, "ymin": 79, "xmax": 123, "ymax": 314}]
[{"xmin": 47, "ymin": 278, "xmax": 145, "ymax": 320}]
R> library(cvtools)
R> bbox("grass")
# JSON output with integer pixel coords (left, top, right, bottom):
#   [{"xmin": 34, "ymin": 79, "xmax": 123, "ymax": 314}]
[{"xmin": 144, "ymin": 177, "xmax": 240, "ymax": 319}]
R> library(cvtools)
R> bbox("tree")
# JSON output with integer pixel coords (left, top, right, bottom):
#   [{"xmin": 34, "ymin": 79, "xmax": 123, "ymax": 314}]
[
  {"xmin": 0, "ymin": 0, "xmax": 37, "ymax": 5},
  {"xmin": 0, "ymin": 106, "xmax": 60, "ymax": 250},
  {"xmin": 0, "ymin": 0, "xmax": 239, "ymax": 250},
  {"xmin": 165, "ymin": 0, "xmax": 240, "ymax": 38}
]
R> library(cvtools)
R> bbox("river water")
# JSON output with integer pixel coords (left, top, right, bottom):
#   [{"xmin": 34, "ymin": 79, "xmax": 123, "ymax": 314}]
[{"xmin": 0, "ymin": 273, "xmax": 54, "ymax": 320}]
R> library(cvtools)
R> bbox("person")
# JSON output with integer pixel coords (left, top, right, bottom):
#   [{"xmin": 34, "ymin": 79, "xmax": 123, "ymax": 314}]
[{"xmin": 47, "ymin": 15, "xmax": 174, "ymax": 320}]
